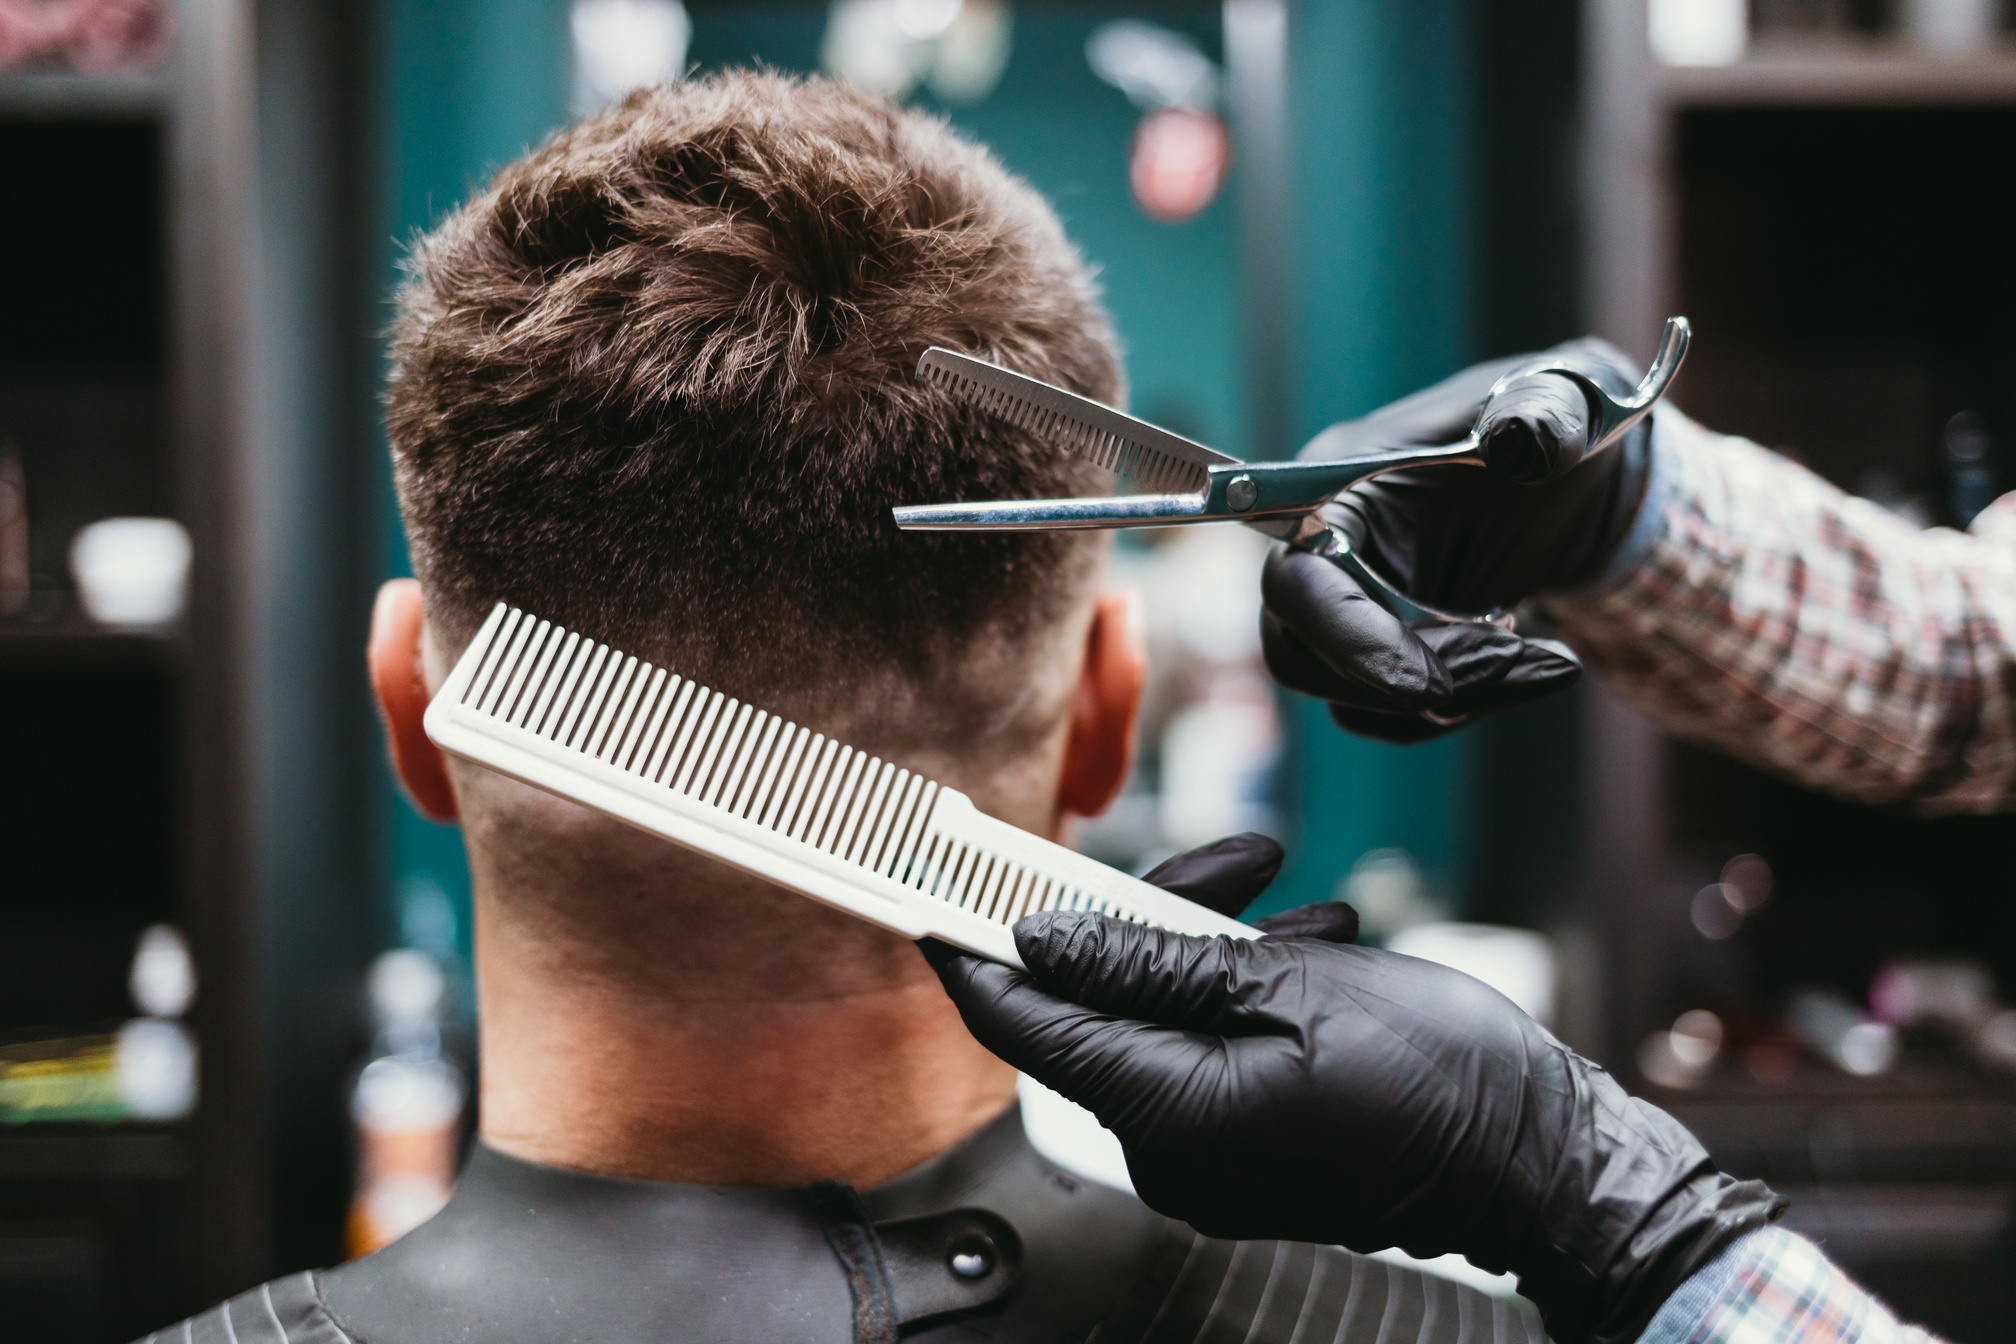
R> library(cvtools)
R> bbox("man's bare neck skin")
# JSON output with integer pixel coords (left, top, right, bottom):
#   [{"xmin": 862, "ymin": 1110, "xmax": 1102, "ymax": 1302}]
[
  {"xmin": 382, "ymin": 583, "xmax": 1136, "ymax": 1192},
  {"xmin": 462, "ymin": 771, "xmax": 1026, "ymax": 1190}
]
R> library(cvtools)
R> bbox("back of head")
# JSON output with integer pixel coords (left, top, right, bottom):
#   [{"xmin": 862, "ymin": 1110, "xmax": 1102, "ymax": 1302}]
[{"xmin": 389, "ymin": 72, "xmax": 1120, "ymax": 773}]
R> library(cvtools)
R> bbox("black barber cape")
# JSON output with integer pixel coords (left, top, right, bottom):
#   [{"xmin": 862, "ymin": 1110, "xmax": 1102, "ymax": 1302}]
[{"xmin": 138, "ymin": 1106, "xmax": 1547, "ymax": 1344}]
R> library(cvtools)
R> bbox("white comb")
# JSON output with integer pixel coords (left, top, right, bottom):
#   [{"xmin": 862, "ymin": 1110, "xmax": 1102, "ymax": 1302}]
[
  {"xmin": 916, "ymin": 347, "xmax": 1236, "ymax": 495},
  {"xmin": 424, "ymin": 604, "xmax": 1259, "ymax": 968}
]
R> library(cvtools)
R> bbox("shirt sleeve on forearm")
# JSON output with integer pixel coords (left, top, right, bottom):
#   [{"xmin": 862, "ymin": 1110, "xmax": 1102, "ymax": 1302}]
[
  {"xmin": 1542, "ymin": 408, "xmax": 2016, "ymax": 813},
  {"xmin": 1635, "ymin": 1228, "xmax": 1940, "ymax": 1344}
]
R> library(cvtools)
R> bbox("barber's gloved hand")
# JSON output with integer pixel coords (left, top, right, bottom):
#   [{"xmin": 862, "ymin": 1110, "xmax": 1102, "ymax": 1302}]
[
  {"xmin": 1263, "ymin": 338, "xmax": 1657, "ymax": 743},
  {"xmin": 1108, "ymin": 831, "xmax": 1359, "ymax": 942},
  {"xmin": 928, "ymin": 840, "xmax": 1782, "ymax": 1344}
]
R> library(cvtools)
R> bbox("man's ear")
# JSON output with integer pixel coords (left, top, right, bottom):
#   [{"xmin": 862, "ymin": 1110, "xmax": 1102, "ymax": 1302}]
[
  {"xmin": 368, "ymin": 578, "xmax": 459, "ymax": 822},
  {"xmin": 1058, "ymin": 587, "xmax": 1146, "ymax": 818}
]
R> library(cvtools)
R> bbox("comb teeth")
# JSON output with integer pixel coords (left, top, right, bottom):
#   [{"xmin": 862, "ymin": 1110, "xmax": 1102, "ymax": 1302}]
[
  {"xmin": 451, "ymin": 608, "xmax": 1157, "ymax": 932},
  {"xmin": 920, "ymin": 359, "xmax": 1212, "ymax": 495}
]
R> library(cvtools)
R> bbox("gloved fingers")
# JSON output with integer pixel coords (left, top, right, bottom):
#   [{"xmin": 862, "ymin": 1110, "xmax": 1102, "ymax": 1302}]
[
  {"xmin": 927, "ymin": 945, "xmax": 1226, "ymax": 1125},
  {"xmin": 1295, "ymin": 340, "xmax": 1642, "ymax": 467},
  {"xmin": 1443, "ymin": 635, "xmax": 1581, "ymax": 716},
  {"xmin": 1266, "ymin": 614, "xmax": 1529, "ymax": 714},
  {"xmin": 916, "ymin": 937, "xmax": 970, "ymax": 975},
  {"xmin": 1012, "ymin": 911, "xmax": 1272, "ymax": 1030},
  {"xmin": 1544, "ymin": 335, "xmax": 1643, "ymax": 400},
  {"xmin": 1252, "ymin": 901, "xmax": 1358, "ymax": 944},
  {"xmin": 1261, "ymin": 611, "xmax": 1379, "ymax": 704},
  {"xmin": 1414, "ymin": 626, "xmax": 1581, "ymax": 716},
  {"xmin": 1316, "ymin": 489, "xmax": 1377, "ymax": 548},
  {"xmin": 1476, "ymin": 372, "xmax": 1592, "ymax": 485},
  {"xmin": 1473, "ymin": 337, "xmax": 1644, "ymax": 483},
  {"xmin": 1314, "ymin": 629, "xmax": 1579, "ymax": 739},
  {"xmin": 1413, "ymin": 623, "xmax": 1529, "ymax": 692},
  {"xmin": 1261, "ymin": 548, "xmax": 1453, "ymax": 712},
  {"xmin": 1140, "ymin": 832, "xmax": 1284, "ymax": 920},
  {"xmin": 1296, "ymin": 352, "xmax": 1534, "ymax": 461},
  {"xmin": 1317, "ymin": 635, "xmax": 1578, "ymax": 742}
]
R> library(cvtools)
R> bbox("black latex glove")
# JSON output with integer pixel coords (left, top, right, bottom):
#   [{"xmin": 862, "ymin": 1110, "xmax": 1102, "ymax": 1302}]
[
  {"xmin": 929, "ymin": 871, "xmax": 1783, "ymax": 1344},
  {"xmin": 1109, "ymin": 831, "xmax": 1359, "ymax": 943},
  {"xmin": 1261, "ymin": 338, "xmax": 1658, "ymax": 742}
]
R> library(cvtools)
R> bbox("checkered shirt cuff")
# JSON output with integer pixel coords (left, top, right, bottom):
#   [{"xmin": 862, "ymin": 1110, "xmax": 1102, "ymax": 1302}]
[
  {"xmin": 1637, "ymin": 1228, "xmax": 1941, "ymax": 1344},
  {"xmin": 1543, "ymin": 406, "xmax": 2016, "ymax": 812}
]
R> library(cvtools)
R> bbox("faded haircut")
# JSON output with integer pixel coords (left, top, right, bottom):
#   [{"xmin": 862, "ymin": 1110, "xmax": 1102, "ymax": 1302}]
[{"xmin": 387, "ymin": 72, "xmax": 1119, "ymax": 751}]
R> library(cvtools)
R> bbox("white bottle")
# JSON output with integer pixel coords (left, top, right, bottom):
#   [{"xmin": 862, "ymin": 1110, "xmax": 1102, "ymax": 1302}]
[
  {"xmin": 1904, "ymin": 0, "xmax": 2000, "ymax": 54},
  {"xmin": 347, "ymin": 950, "xmax": 464, "ymax": 1257},
  {"xmin": 1648, "ymin": 0, "xmax": 1747, "ymax": 68}
]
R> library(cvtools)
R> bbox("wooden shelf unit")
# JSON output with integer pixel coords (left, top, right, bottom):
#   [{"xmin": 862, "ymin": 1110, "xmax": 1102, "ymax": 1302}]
[
  {"xmin": 0, "ymin": 1131, "xmax": 192, "ymax": 1183},
  {"xmin": 1580, "ymin": 4, "xmax": 2016, "ymax": 1331},
  {"xmin": 0, "ymin": 625, "xmax": 184, "ymax": 671},
  {"xmin": 0, "ymin": 0, "xmax": 393, "ymax": 1333},
  {"xmin": 1661, "ymin": 40, "xmax": 2016, "ymax": 106},
  {"xmin": 0, "ymin": 69, "xmax": 171, "ymax": 118}
]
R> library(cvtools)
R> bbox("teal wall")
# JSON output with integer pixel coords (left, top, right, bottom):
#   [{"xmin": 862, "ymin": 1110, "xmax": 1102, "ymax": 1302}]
[
  {"xmin": 383, "ymin": 0, "xmax": 570, "ymax": 238},
  {"xmin": 689, "ymin": 7, "xmax": 1246, "ymax": 454},
  {"xmin": 372, "ymin": 0, "xmax": 1476, "ymax": 946},
  {"xmin": 1256, "ymin": 0, "xmax": 1477, "ymax": 917},
  {"xmin": 378, "ymin": 0, "xmax": 572, "ymax": 965}
]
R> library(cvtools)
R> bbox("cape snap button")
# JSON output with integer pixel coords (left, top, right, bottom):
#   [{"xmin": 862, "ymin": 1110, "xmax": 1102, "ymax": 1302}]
[{"xmin": 947, "ymin": 1232, "xmax": 996, "ymax": 1280}]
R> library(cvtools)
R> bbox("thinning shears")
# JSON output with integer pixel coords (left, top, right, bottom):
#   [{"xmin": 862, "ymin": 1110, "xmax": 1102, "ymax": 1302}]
[{"xmin": 894, "ymin": 317, "xmax": 1691, "ymax": 629}]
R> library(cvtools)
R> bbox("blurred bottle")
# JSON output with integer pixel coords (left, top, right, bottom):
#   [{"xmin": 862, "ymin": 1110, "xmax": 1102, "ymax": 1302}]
[
  {"xmin": 1649, "ymin": 0, "xmax": 1746, "ymax": 66},
  {"xmin": 121, "ymin": 924, "xmax": 198, "ymax": 1120},
  {"xmin": 1103, "ymin": 525, "xmax": 1280, "ymax": 868},
  {"xmin": 1870, "ymin": 958, "xmax": 1996, "ymax": 1032},
  {"xmin": 69, "ymin": 517, "xmax": 190, "ymax": 629},
  {"xmin": 571, "ymin": 0, "xmax": 689, "ymax": 115},
  {"xmin": 1158, "ymin": 668, "xmax": 1277, "ymax": 849},
  {"xmin": 1336, "ymin": 848, "xmax": 1440, "ymax": 941},
  {"xmin": 348, "ymin": 949, "xmax": 464, "ymax": 1258},
  {"xmin": 1942, "ymin": 412, "xmax": 1999, "ymax": 527},
  {"xmin": 1975, "ymin": 1009, "xmax": 2016, "ymax": 1072},
  {"xmin": 1788, "ymin": 988, "xmax": 1898, "ymax": 1077},
  {"xmin": 1639, "ymin": 1008, "xmax": 1726, "ymax": 1090},
  {"xmin": 0, "ymin": 442, "xmax": 25, "ymax": 617},
  {"xmin": 0, "ymin": 924, "xmax": 197, "ymax": 1124},
  {"xmin": 1904, "ymin": 0, "xmax": 2001, "ymax": 52},
  {"xmin": 821, "ymin": 0, "xmax": 1012, "ymax": 104},
  {"xmin": 1869, "ymin": 957, "xmax": 2016, "ymax": 1074}
]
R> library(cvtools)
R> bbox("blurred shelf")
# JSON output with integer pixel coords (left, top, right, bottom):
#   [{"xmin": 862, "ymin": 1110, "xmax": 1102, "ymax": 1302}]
[
  {"xmin": 1651, "ymin": 1049, "xmax": 2016, "ymax": 1101},
  {"xmin": 0, "ymin": 618, "xmax": 183, "ymax": 671},
  {"xmin": 0, "ymin": 1128, "xmax": 189, "ymax": 1180},
  {"xmin": 1773, "ymin": 1183, "xmax": 2013, "ymax": 1262},
  {"xmin": 0, "ymin": 68, "xmax": 169, "ymax": 118},
  {"xmin": 1661, "ymin": 42, "xmax": 2016, "ymax": 105},
  {"xmin": 1661, "ymin": 1093, "xmax": 2016, "ymax": 1183}
]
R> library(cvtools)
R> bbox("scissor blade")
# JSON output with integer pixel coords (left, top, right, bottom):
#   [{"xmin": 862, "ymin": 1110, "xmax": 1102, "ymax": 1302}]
[
  {"xmin": 917, "ymin": 348, "xmax": 1237, "ymax": 494},
  {"xmin": 894, "ymin": 493, "xmax": 1209, "ymax": 531}
]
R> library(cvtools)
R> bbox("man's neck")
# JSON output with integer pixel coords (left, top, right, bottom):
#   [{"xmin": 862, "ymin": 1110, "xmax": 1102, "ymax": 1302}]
[{"xmin": 471, "ymin": 866, "xmax": 1021, "ymax": 1190}]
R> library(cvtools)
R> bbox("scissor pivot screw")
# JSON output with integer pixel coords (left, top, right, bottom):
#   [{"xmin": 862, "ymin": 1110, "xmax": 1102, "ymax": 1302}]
[{"xmin": 1226, "ymin": 475, "xmax": 1259, "ymax": 511}]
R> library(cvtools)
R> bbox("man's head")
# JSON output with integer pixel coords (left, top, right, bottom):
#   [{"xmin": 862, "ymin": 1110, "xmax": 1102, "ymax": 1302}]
[
  {"xmin": 386, "ymin": 69, "xmax": 1127, "ymax": 756},
  {"xmin": 368, "ymin": 72, "xmax": 1150, "ymax": 1183},
  {"xmin": 368, "ymin": 73, "xmax": 1144, "ymax": 999}
]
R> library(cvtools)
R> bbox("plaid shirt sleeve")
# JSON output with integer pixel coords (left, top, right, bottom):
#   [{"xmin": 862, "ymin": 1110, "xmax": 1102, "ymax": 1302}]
[
  {"xmin": 1636, "ymin": 1228, "xmax": 1941, "ymax": 1344},
  {"xmin": 1542, "ymin": 408, "xmax": 2016, "ymax": 813}
]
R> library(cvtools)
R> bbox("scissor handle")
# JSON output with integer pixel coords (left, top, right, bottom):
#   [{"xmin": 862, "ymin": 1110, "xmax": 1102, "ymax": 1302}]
[
  {"xmin": 1224, "ymin": 317, "xmax": 1693, "ymax": 519},
  {"xmin": 1286, "ymin": 524, "xmax": 1514, "ymax": 728},
  {"xmin": 1486, "ymin": 315, "xmax": 1691, "ymax": 471},
  {"xmin": 1277, "ymin": 316, "xmax": 1693, "ymax": 641},
  {"xmin": 1294, "ymin": 522, "xmax": 1515, "ymax": 633}
]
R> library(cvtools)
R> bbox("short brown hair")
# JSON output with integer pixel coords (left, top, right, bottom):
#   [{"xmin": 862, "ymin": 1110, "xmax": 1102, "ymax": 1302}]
[{"xmin": 388, "ymin": 72, "xmax": 1118, "ymax": 744}]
